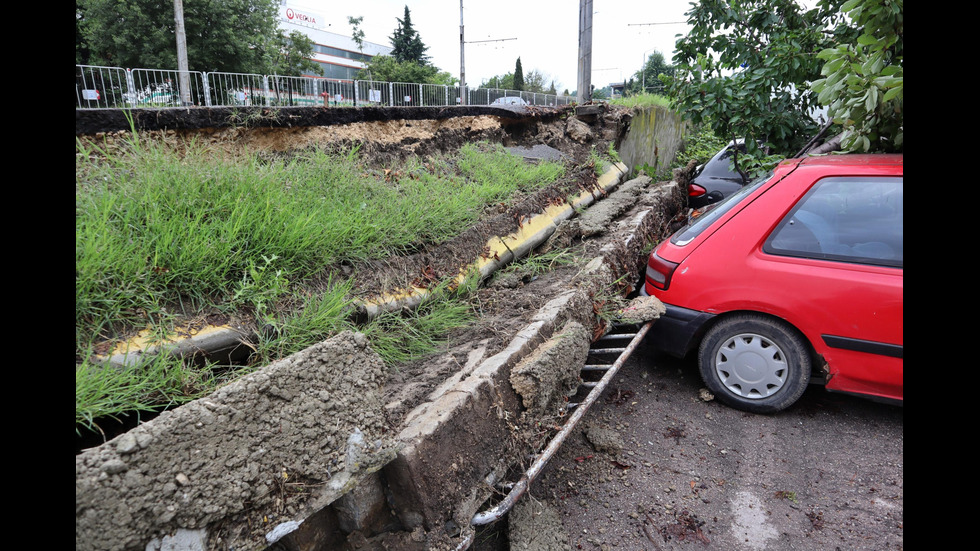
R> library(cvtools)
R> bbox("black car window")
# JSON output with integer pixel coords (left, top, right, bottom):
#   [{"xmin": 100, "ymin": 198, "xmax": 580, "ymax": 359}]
[
  {"xmin": 765, "ymin": 177, "xmax": 903, "ymax": 268},
  {"xmin": 700, "ymin": 145, "xmax": 747, "ymax": 179},
  {"xmin": 672, "ymin": 170, "xmax": 774, "ymax": 246}
]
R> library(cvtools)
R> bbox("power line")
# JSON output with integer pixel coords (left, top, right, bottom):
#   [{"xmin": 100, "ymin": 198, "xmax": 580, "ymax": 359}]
[
  {"xmin": 466, "ymin": 37, "xmax": 517, "ymax": 44},
  {"xmin": 627, "ymin": 21, "xmax": 686, "ymax": 26}
]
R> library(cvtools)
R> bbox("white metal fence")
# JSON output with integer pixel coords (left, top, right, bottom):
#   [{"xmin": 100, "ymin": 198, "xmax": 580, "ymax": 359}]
[{"xmin": 76, "ymin": 65, "xmax": 576, "ymax": 110}]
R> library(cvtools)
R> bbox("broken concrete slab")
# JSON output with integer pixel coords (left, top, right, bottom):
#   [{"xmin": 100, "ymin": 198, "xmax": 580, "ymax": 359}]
[
  {"xmin": 382, "ymin": 289, "xmax": 600, "ymax": 536},
  {"xmin": 75, "ymin": 331, "xmax": 396, "ymax": 551},
  {"xmin": 510, "ymin": 321, "xmax": 591, "ymax": 420},
  {"xmin": 505, "ymin": 143, "xmax": 571, "ymax": 164},
  {"xmin": 618, "ymin": 295, "xmax": 667, "ymax": 324}
]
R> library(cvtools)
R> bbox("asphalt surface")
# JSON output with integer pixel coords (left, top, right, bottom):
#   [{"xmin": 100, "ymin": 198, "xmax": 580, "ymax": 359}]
[{"xmin": 527, "ymin": 339, "xmax": 904, "ymax": 550}]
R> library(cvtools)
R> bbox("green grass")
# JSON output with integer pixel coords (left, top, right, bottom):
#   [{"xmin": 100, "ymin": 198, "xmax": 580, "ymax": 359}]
[
  {"xmin": 492, "ymin": 248, "xmax": 581, "ymax": 282},
  {"xmin": 75, "ymin": 135, "xmax": 566, "ymax": 433},
  {"xmin": 609, "ymin": 92, "xmax": 673, "ymax": 109},
  {"xmin": 75, "ymin": 353, "xmax": 206, "ymax": 435}
]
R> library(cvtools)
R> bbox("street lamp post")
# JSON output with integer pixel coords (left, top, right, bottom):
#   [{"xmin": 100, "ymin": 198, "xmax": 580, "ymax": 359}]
[{"xmin": 641, "ymin": 47, "xmax": 658, "ymax": 93}]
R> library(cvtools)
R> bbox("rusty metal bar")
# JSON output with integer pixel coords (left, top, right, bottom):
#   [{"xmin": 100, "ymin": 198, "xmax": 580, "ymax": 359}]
[{"xmin": 470, "ymin": 320, "xmax": 654, "ymax": 526}]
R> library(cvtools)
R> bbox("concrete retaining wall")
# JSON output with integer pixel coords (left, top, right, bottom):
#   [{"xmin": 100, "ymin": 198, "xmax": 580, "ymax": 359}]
[{"xmin": 617, "ymin": 105, "xmax": 687, "ymax": 178}]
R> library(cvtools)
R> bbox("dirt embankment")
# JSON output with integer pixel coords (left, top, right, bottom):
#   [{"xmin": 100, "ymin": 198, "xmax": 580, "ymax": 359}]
[
  {"xmin": 76, "ymin": 104, "xmax": 625, "ymax": 166},
  {"xmin": 75, "ymin": 103, "xmax": 688, "ymax": 551}
]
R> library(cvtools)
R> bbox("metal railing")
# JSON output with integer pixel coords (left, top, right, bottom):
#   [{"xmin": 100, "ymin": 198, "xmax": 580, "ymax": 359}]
[{"xmin": 76, "ymin": 64, "xmax": 576, "ymax": 109}]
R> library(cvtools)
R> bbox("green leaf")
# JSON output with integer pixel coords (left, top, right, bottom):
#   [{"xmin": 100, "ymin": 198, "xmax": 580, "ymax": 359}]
[
  {"xmin": 882, "ymin": 86, "xmax": 902, "ymax": 102},
  {"xmin": 857, "ymin": 34, "xmax": 878, "ymax": 46}
]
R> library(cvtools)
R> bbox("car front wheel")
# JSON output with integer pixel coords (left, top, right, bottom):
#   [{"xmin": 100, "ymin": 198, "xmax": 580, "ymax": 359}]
[{"xmin": 698, "ymin": 314, "xmax": 811, "ymax": 413}]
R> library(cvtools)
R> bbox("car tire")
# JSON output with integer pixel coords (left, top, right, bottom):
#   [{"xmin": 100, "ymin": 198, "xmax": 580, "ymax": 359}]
[{"xmin": 698, "ymin": 314, "xmax": 811, "ymax": 414}]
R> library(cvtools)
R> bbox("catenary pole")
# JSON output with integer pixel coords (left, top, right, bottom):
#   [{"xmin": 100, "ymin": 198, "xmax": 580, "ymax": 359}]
[
  {"xmin": 459, "ymin": 1, "xmax": 466, "ymax": 105},
  {"xmin": 173, "ymin": 0, "xmax": 192, "ymax": 105},
  {"xmin": 577, "ymin": 0, "xmax": 593, "ymax": 103}
]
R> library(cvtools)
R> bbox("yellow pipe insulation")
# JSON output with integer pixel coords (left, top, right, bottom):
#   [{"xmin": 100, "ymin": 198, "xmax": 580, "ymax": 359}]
[{"xmin": 98, "ymin": 162, "xmax": 629, "ymax": 365}]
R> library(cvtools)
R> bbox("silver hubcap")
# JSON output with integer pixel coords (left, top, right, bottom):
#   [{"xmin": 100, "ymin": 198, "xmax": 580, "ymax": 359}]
[{"xmin": 715, "ymin": 333, "xmax": 787, "ymax": 399}]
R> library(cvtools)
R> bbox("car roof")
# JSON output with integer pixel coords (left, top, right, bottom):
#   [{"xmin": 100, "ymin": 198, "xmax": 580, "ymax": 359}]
[
  {"xmin": 791, "ymin": 153, "xmax": 903, "ymax": 168},
  {"xmin": 775, "ymin": 153, "xmax": 903, "ymax": 179}
]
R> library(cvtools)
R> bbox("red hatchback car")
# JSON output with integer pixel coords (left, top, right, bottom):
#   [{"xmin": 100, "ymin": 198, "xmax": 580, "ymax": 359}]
[{"xmin": 643, "ymin": 154, "xmax": 903, "ymax": 413}]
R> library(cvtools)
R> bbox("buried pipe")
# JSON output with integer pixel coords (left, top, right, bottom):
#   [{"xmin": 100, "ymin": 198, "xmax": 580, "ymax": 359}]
[
  {"xmin": 470, "ymin": 320, "xmax": 655, "ymax": 526},
  {"xmin": 356, "ymin": 162, "xmax": 628, "ymax": 320},
  {"xmin": 94, "ymin": 163, "xmax": 629, "ymax": 370}
]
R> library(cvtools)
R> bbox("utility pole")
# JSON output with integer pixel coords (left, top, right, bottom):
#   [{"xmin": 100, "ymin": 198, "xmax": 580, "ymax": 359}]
[
  {"xmin": 173, "ymin": 0, "xmax": 192, "ymax": 105},
  {"xmin": 577, "ymin": 0, "xmax": 592, "ymax": 104},
  {"xmin": 459, "ymin": 1, "xmax": 466, "ymax": 105}
]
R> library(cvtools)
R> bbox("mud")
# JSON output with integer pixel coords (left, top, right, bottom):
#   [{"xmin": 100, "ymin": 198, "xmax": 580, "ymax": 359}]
[{"xmin": 507, "ymin": 498, "xmax": 571, "ymax": 551}]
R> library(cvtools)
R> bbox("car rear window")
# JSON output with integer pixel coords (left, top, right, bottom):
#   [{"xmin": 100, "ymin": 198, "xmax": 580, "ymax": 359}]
[
  {"xmin": 671, "ymin": 170, "xmax": 773, "ymax": 246},
  {"xmin": 765, "ymin": 177, "xmax": 903, "ymax": 268}
]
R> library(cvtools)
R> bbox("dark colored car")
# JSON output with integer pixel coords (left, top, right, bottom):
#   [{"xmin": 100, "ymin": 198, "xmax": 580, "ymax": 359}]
[
  {"xmin": 687, "ymin": 141, "xmax": 751, "ymax": 208},
  {"xmin": 643, "ymin": 154, "xmax": 903, "ymax": 413}
]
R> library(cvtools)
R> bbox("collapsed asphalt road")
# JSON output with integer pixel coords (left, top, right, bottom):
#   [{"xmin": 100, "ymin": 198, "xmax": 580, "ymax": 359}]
[{"xmin": 509, "ymin": 342, "xmax": 903, "ymax": 550}]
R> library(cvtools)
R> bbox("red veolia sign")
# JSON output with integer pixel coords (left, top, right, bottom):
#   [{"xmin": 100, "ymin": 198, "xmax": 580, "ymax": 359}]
[{"xmin": 285, "ymin": 8, "xmax": 317, "ymax": 25}]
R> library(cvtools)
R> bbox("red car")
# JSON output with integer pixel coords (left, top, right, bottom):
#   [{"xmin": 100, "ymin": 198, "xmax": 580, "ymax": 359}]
[{"xmin": 643, "ymin": 154, "xmax": 903, "ymax": 413}]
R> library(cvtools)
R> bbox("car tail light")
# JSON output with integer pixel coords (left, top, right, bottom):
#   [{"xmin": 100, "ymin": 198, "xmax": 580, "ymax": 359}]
[
  {"xmin": 689, "ymin": 183, "xmax": 706, "ymax": 198},
  {"xmin": 646, "ymin": 252, "xmax": 679, "ymax": 291}
]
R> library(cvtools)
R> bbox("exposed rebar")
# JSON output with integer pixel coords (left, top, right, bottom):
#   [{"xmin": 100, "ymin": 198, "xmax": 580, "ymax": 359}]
[{"xmin": 471, "ymin": 320, "xmax": 654, "ymax": 526}]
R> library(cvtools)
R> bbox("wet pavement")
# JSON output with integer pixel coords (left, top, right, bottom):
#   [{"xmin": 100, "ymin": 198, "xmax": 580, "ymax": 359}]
[{"xmin": 525, "ymin": 341, "xmax": 903, "ymax": 550}]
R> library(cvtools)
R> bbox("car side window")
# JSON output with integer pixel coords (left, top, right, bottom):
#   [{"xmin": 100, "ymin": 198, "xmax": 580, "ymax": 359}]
[{"xmin": 765, "ymin": 176, "xmax": 903, "ymax": 268}]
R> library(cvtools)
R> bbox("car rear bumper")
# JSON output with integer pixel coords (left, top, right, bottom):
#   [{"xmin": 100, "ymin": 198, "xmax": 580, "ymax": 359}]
[{"xmin": 640, "ymin": 288, "xmax": 716, "ymax": 358}]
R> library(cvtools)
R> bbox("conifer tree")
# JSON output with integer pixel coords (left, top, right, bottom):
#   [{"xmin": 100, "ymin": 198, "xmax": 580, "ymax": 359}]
[
  {"xmin": 390, "ymin": 5, "xmax": 429, "ymax": 65},
  {"xmin": 513, "ymin": 57, "xmax": 524, "ymax": 91}
]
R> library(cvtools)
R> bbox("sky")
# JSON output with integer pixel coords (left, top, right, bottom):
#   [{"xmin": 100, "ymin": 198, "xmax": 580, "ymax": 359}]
[{"xmin": 287, "ymin": 0, "xmax": 696, "ymax": 93}]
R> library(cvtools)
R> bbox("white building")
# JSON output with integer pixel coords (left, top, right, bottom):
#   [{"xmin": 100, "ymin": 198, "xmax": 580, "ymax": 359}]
[{"xmin": 278, "ymin": 1, "xmax": 393, "ymax": 80}]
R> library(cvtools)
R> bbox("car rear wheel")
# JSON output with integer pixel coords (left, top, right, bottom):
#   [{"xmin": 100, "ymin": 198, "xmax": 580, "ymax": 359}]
[{"xmin": 698, "ymin": 314, "xmax": 811, "ymax": 413}]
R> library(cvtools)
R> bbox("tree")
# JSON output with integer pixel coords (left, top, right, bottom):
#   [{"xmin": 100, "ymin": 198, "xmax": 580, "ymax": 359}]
[
  {"xmin": 514, "ymin": 58, "xmax": 525, "ymax": 91},
  {"xmin": 359, "ymin": 56, "xmax": 455, "ymax": 85},
  {"xmin": 668, "ymin": 0, "xmax": 902, "ymax": 159},
  {"xmin": 482, "ymin": 68, "xmax": 556, "ymax": 94},
  {"xmin": 481, "ymin": 73, "xmax": 515, "ymax": 90},
  {"xmin": 76, "ymin": 0, "xmax": 313, "ymax": 77},
  {"xmin": 76, "ymin": 1, "xmax": 91, "ymax": 65},
  {"xmin": 811, "ymin": 0, "xmax": 903, "ymax": 152},
  {"xmin": 267, "ymin": 31, "xmax": 319, "ymax": 77},
  {"xmin": 348, "ymin": 16, "xmax": 366, "ymax": 54},
  {"xmin": 669, "ymin": 0, "xmax": 845, "ymax": 160},
  {"xmin": 348, "ymin": 15, "xmax": 371, "ymax": 81},
  {"xmin": 390, "ymin": 5, "xmax": 429, "ymax": 65},
  {"xmin": 628, "ymin": 51, "xmax": 674, "ymax": 95},
  {"xmin": 362, "ymin": 6, "xmax": 458, "ymax": 86},
  {"xmin": 522, "ymin": 70, "xmax": 551, "ymax": 94}
]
